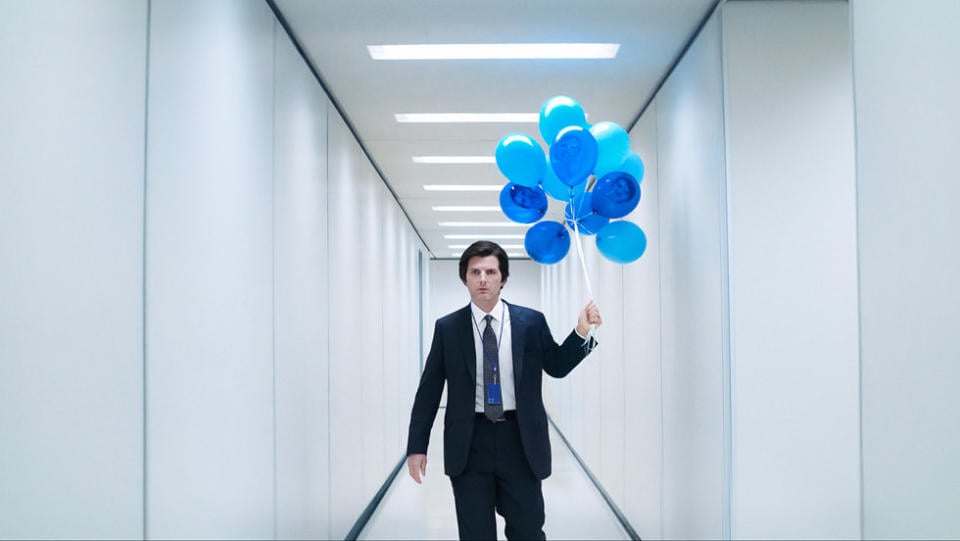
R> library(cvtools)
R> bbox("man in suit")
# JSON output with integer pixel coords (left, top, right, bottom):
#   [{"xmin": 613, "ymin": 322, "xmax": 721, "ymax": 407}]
[{"xmin": 406, "ymin": 240, "xmax": 602, "ymax": 540}]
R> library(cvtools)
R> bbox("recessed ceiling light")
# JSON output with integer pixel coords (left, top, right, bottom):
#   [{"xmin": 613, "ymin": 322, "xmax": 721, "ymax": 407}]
[
  {"xmin": 433, "ymin": 206, "xmax": 501, "ymax": 212},
  {"xmin": 424, "ymin": 185, "xmax": 502, "ymax": 192},
  {"xmin": 451, "ymin": 251, "xmax": 526, "ymax": 258},
  {"xmin": 413, "ymin": 156, "xmax": 495, "ymax": 164},
  {"xmin": 439, "ymin": 222, "xmax": 527, "ymax": 227},
  {"xmin": 449, "ymin": 244, "xmax": 524, "ymax": 250},
  {"xmin": 444, "ymin": 234, "xmax": 525, "ymax": 239},
  {"xmin": 368, "ymin": 43, "xmax": 620, "ymax": 60},
  {"xmin": 397, "ymin": 113, "xmax": 539, "ymax": 123}
]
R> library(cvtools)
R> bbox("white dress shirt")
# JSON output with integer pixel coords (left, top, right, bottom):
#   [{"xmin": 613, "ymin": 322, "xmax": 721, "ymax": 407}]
[{"xmin": 470, "ymin": 299, "xmax": 516, "ymax": 412}]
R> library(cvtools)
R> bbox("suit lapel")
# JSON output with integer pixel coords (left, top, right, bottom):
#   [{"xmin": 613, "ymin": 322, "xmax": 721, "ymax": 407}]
[
  {"xmin": 508, "ymin": 302, "xmax": 526, "ymax": 385},
  {"xmin": 459, "ymin": 305, "xmax": 477, "ymax": 382}
]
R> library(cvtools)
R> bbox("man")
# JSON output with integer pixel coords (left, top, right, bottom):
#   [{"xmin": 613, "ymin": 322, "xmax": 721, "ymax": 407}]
[{"xmin": 406, "ymin": 240, "xmax": 602, "ymax": 540}]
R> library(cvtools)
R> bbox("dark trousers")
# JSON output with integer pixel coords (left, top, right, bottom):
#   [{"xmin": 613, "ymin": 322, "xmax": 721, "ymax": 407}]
[{"xmin": 450, "ymin": 412, "xmax": 546, "ymax": 541}]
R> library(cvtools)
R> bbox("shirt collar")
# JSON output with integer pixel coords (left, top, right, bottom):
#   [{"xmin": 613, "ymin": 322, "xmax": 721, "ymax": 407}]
[{"xmin": 471, "ymin": 298, "xmax": 507, "ymax": 324}]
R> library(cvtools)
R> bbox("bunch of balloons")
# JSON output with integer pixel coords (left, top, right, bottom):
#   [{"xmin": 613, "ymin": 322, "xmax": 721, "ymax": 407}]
[{"xmin": 495, "ymin": 96, "xmax": 647, "ymax": 265}]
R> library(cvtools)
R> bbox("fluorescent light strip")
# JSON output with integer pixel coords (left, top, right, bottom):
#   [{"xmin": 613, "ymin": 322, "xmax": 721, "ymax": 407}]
[
  {"xmin": 397, "ymin": 113, "xmax": 539, "ymax": 123},
  {"xmin": 413, "ymin": 156, "xmax": 495, "ymax": 164},
  {"xmin": 437, "ymin": 222, "xmax": 530, "ymax": 227},
  {"xmin": 433, "ymin": 206, "xmax": 501, "ymax": 212},
  {"xmin": 449, "ymin": 244, "xmax": 524, "ymax": 250},
  {"xmin": 440, "ymin": 221, "xmax": 526, "ymax": 227},
  {"xmin": 452, "ymin": 252, "xmax": 526, "ymax": 257},
  {"xmin": 369, "ymin": 43, "xmax": 620, "ymax": 60},
  {"xmin": 444, "ymin": 234, "xmax": 524, "ymax": 240},
  {"xmin": 424, "ymin": 185, "xmax": 502, "ymax": 192}
]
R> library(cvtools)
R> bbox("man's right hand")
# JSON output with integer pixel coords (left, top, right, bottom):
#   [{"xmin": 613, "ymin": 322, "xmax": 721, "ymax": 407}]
[{"xmin": 407, "ymin": 454, "xmax": 427, "ymax": 484}]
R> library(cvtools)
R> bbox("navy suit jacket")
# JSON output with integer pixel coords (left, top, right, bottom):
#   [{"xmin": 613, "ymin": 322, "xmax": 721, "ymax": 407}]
[{"xmin": 406, "ymin": 301, "xmax": 596, "ymax": 480}]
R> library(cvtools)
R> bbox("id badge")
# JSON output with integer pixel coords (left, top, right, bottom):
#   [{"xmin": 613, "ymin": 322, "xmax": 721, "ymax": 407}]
[{"xmin": 486, "ymin": 382, "xmax": 503, "ymax": 405}]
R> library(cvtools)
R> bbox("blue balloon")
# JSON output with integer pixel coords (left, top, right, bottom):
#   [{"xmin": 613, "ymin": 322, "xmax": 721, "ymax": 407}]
[
  {"xmin": 539, "ymin": 96, "xmax": 588, "ymax": 144},
  {"xmin": 590, "ymin": 122, "xmax": 631, "ymax": 178},
  {"xmin": 541, "ymin": 154, "xmax": 586, "ymax": 202},
  {"xmin": 596, "ymin": 221, "xmax": 647, "ymax": 264},
  {"xmin": 617, "ymin": 152, "xmax": 645, "ymax": 184},
  {"xmin": 591, "ymin": 171, "xmax": 641, "ymax": 219},
  {"xmin": 524, "ymin": 221, "xmax": 570, "ymax": 264},
  {"xmin": 499, "ymin": 183, "xmax": 548, "ymax": 224},
  {"xmin": 495, "ymin": 133, "xmax": 546, "ymax": 187},
  {"xmin": 549, "ymin": 126, "xmax": 598, "ymax": 187},
  {"xmin": 564, "ymin": 193, "xmax": 609, "ymax": 236},
  {"xmin": 597, "ymin": 151, "xmax": 645, "ymax": 186}
]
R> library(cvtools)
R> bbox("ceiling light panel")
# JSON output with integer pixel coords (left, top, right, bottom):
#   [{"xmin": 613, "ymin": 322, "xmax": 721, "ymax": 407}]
[
  {"xmin": 413, "ymin": 156, "xmax": 495, "ymax": 164},
  {"xmin": 433, "ymin": 206, "xmax": 500, "ymax": 212},
  {"xmin": 439, "ymin": 222, "xmax": 527, "ymax": 227},
  {"xmin": 424, "ymin": 185, "xmax": 502, "ymax": 192},
  {"xmin": 368, "ymin": 43, "xmax": 620, "ymax": 60},
  {"xmin": 396, "ymin": 113, "xmax": 539, "ymax": 123},
  {"xmin": 449, "ymin": 244, "xmax": 524, "ymax": 249},
  {"xmin": 451, "ymin": 252, "xmax": 526, "ymax": 257},
  {"xmin": 444, "ymin": 234, "xmax": 525, "ymax": 239}
]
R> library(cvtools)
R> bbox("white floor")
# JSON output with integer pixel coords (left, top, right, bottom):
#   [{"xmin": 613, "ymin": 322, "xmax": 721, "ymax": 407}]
[{"xmin": 359, "ymin": 409, "xmax": 630, "ymax": 540}]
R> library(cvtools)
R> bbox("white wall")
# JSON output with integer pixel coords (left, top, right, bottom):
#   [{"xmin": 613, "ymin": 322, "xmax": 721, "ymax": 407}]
[
  {"xmin": 0, "ymin": 1, "xmax": 426, "ymax": 539},
  {"xmin": 723, "ymin": 2, "xmax": 860, "ymax": 539},
  {"xmin": 542, "ymin": 3, "xmax": 864, "ymax": 540},
  {"xmin": 325, "ymin": 107, "xmax": 426, "ymax": 540},
  {"xmin": 851, "ymin": 1, "xmax": 960, "ymax": 538},
  {"xmin": 622, "ymin": 99, "xmax": 664, "ymax": 540},
  {"xmin": 657, "ymin": 12, "xmax": 730, "ymax": 539},
  {"xmin": 0, "ymin": 1, "xmax": 147, "ymax": 538},
  {"xmin": 274, "ymin": 25, "xmax": 331, "ymax": 541},
  {"xmin": 327, "ymin": 111, "xmax": 387, "ymax": 536},
  {"xmin": 145, "ymin": 2, "xmax": 276, "ymax": 537}
]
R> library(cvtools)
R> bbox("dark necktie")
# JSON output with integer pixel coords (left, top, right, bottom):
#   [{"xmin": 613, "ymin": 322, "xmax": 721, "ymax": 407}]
[{"xmin": 483, "ymin": 314, "xmax": 503, "ymax": 422}]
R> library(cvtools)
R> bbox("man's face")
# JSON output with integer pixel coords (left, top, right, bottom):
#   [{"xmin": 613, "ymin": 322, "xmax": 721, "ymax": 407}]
[{"xmin": 464, "ymin": 255, "xmax": 504, "ymax": 308}]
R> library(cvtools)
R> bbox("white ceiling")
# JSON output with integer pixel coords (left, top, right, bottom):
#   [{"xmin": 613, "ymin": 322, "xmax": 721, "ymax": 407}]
[{"xmin": 273, "ymin": 0, "xmax": 716, "ymax": 258}]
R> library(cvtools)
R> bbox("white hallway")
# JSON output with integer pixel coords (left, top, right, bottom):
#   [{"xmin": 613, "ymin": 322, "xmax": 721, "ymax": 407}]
[
  {"xmin": 2, "ymin": 1, "xmax": 959, "ymax": 540},
  {"xmin": 358, "ymin": 412, "xmax": 631, "ymax": 540}
]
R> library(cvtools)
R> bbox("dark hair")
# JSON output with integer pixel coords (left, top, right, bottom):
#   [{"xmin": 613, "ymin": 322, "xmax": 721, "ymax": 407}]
[{"xmin": 458, "ymin": 240, "xmax": 510, "ymax": 287}]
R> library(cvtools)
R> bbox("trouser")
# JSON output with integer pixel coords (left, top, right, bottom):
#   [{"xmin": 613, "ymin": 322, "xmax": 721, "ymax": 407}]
[{"xmin": 450, "ymin": 411, "xmax": 546, "ymax": 541}]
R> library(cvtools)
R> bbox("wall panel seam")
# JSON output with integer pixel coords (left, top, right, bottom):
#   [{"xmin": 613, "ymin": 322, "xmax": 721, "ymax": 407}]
[
  {"xmin": 270, "ymin": 18, "xmax": 279, "ymax": 541},
  {"xmin": 324, "ymin": 100, "xmax": 333, "ymax": 541},
  {"xmin": 653, "ymin": 97, "xmax": 666, "ymax": 541},
  {"xmin": 717, "ymin": 7, "xmax": 734, "ymax": 540},
  {"xmin": 847, "ymin": 1, "xmax": 866, "ymax": 537},
  {"xmin": 141, "ymin": 1, "xmax": 152, "ymax": 538}
]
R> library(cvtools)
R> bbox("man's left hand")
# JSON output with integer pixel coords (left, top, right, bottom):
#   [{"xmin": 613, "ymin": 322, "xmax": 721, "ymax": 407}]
[{"xmin": 577, "ymin": 300, "xmax": 602, "ymax": 336}]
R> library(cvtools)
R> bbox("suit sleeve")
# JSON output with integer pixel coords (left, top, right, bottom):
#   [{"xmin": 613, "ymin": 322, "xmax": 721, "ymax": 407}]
[
  {"xmin": 539, "ymin": 312, "xmax": 598, "ymax": 378},
  {"xmin": 406, "ymin": 320, "xmax": 446, "ymax": 456}
]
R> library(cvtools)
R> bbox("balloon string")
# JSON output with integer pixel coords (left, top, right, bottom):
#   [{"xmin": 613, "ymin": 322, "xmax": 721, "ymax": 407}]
[{"xmin": 569, "ymin": 190, "xmax": 597, "ymax": 345}]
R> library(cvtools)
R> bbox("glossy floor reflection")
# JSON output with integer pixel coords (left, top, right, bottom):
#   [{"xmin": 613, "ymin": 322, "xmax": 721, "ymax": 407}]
[{"xmin": 359, "ymin": 409, "xmax": 630, "ymax": 540}]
